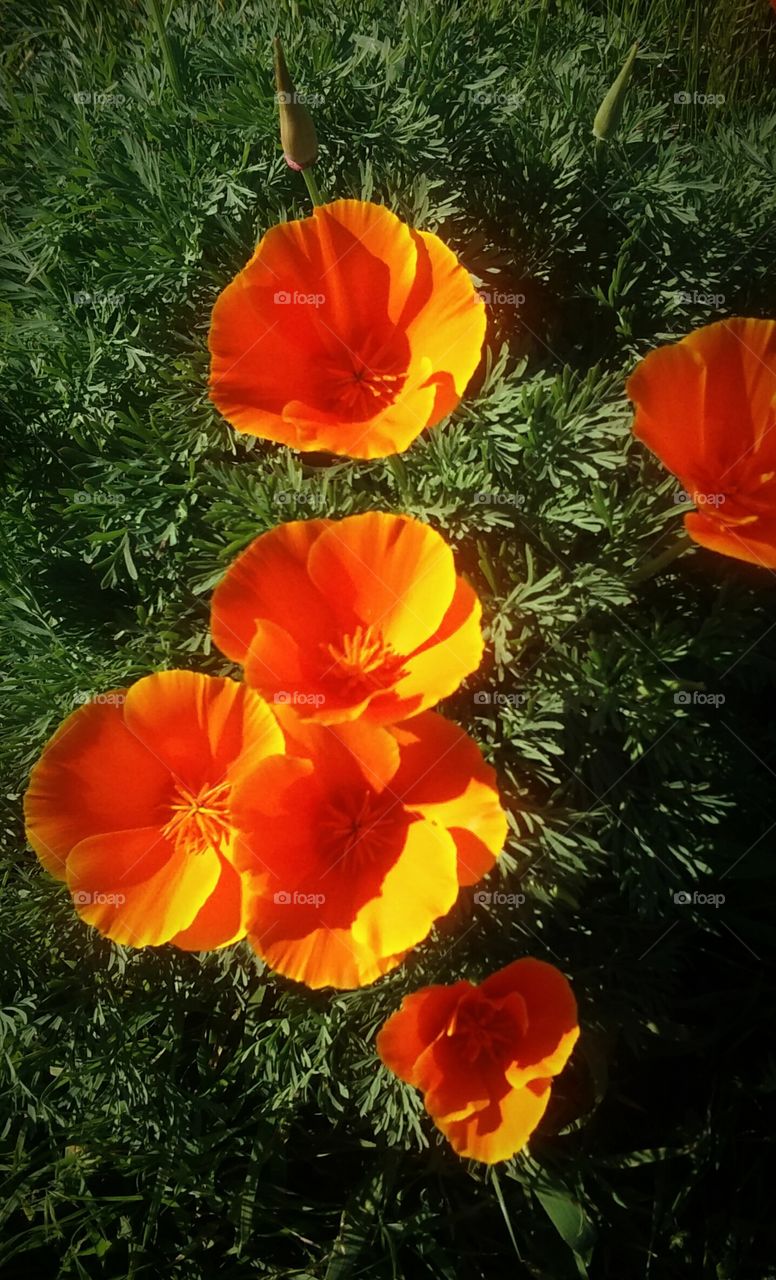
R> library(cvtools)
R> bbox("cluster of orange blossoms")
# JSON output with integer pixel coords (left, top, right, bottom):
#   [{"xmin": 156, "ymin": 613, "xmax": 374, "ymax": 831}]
[{"xmin": 25, "ymin": 193, "xmax": 776, "ymax": 1163}]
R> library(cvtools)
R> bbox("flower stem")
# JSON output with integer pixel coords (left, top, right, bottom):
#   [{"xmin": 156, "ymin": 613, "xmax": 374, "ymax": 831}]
[
  {"xmin": 630, "ymin": 531, "xmax": 693, "ymax": 585},
  {"xmin": 302, "ymin": 167, "xmax": 324, "ymax": 207},
  {"xmin": 491, "ymin": 1168, "xmax": 522, "ymax": 1261}
]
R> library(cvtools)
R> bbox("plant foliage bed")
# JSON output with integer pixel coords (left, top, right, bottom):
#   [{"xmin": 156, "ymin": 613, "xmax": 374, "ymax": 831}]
[{"xmin": 2, "ymin": 0, "xmax": 776, "ymax": 1276}]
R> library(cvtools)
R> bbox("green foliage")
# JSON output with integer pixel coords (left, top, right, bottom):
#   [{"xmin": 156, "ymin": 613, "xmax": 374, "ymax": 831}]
[{"xmin": 2, "ymin": 0, "xmax": 776, "ymax": 1276}]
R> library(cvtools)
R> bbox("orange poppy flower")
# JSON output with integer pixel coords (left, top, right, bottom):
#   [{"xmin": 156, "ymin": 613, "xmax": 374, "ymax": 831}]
[
  {"xmin": 23, "ymin": 671, "xmax": 284, "ymax": 949},
  {"xmin": 210, "ymin": 511, "xmax": 484, "ymax": 725},
  {"xmin": 208, "ymin": 199, "xmax": 486, "ymax": 459},
  {"xmin": 376, "ymin": 958, "xmax": 579, "ymax": 1164},
  {"xmin": 230, "ymin": 707, "xmax": 507, "ymax": 988},
  {"xmin": 627, "ymin": 317, "xmax": 776, "ymax": 567}
]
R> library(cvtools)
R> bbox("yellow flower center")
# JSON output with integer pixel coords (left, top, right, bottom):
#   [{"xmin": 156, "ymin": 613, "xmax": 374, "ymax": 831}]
[
  {"xmin": 324, "ymin": 624, "xmax": 407, "ymax": 694},
  {"xmin": 161, "ymin": 779, "xmax": 232, "ymax": 857}
]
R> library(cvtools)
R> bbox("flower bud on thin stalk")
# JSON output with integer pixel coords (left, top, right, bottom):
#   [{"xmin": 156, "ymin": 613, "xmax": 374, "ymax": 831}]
[
  {"xmin": 273, "ymin": 37, "xmax": 322, "ymax": 205},
  {"xmin": 593, "ymin": 41, "xmax": 638, "ymax": 142}
]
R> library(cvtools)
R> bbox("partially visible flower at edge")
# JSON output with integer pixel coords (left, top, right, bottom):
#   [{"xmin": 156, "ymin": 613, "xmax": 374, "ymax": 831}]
[{"xmin": 627, "ymin": 316, "xmax": 776, "ymax": 568}]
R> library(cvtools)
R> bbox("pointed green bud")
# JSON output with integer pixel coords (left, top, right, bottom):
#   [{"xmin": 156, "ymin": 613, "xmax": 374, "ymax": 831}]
[
  {"xmin": 593, "ymin": 42, "xmax": 638, "ymax": 141},
  {"xmin": 273, "ymin": 37, "xmax": 319, "ymax": 172}
]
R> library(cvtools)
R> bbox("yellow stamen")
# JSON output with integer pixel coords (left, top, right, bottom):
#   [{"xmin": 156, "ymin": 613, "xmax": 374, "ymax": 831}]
[{"xmin": 161, "ymin": 779, "xmax": 232, "ymax": 856}]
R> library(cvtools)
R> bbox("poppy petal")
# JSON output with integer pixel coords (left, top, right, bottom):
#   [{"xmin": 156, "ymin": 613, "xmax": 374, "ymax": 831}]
[
  {"xmin": 211, "ymin": 519, "xmax": 332, "ymax": 663},
  {"xmin": 687, "ymin": 316, "xmax": 776, "ymax": 461},
  {"xmin": 350, "ymin": 818, "xmax": 459, "ymax": 962},
  {"xmin": 438, "ymin": 1077, "xmax": 552, "ymax": 1164},
  {"xmin": 66, "ymin": 827, "xmax": 221, "ymax": 947},
  {"xmin": 376, "ymin": 982, "xmax": 472, "ymax": 1083},
  {"xmin": 23, "ymin": 696, "xmax": 171, "ymax": 880},
  {"xmin": 481, "ymin": 958, "xmax": 579, "ymax": 1087},
  {"xmin": 249, "ymin": 906, "xmax": 408, "ymax": 990},
  {"xmin": 123, "ymin": 670, "xmax": 282, "ymax": 790},
  {"xmin": 684, "ymin": 509, "xmax": 776, "ymax": 568},
  {"xmin": 307, "ymin": 512, "xmax": 456, "ymax": 654},
  {"xmin": 369, "ymin": 577, "xmax": 484, "ymax": 723},
  {"xmin": 390, "ymin": 712, "xmax": 507, "ymax": 885},
  {"xmin": 168, "ymin": 855, "xmax": 247, "ymax": 950},
  {"xmin": 402, "ymin": 229, "xmax": 487, "ymax": 424},
  {"xmin": 627, "ymin": 340, "xmax": 708, "ymax": 484}
]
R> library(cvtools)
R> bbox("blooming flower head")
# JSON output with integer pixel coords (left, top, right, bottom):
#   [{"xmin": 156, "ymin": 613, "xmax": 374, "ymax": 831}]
[
  {"xmin": 24, "ymin": 671, "xmax": 284, "ymax": 949},
  {"xmin": 627, "ymin": 317, "xmax": 776, "ymax": 567},
  {"xmin": 208, "ymin": 199, "xmax": 486, "ymax": 459},
  {"xmin": 377, "ymin": 959, "xmax": 579, "ymax": 1164},
  {"xmin": 210, "ymin": 511, "xmax": 484, "ymax": 725},
  {"xmin": 230, "ymin": 708, "xmax": 507, "ymax": 988}
]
